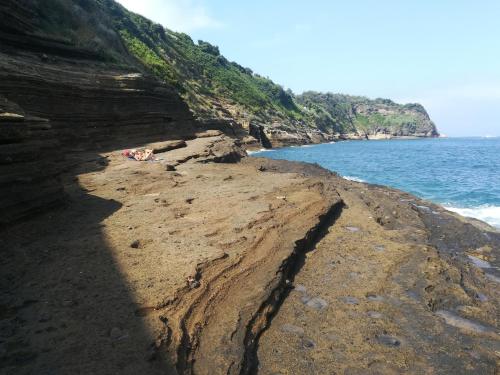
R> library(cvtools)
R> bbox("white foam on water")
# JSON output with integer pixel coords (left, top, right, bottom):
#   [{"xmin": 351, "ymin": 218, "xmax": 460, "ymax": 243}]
[
  {"xmin": 343, "ymin": 176, "xmax": 366, "ymax": 183},
  {"xmin": 444, "ymin": 205, "xmax": 500, "ymax": 228}
]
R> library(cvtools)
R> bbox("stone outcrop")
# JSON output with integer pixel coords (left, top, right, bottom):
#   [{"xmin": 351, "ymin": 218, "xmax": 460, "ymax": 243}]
[{"xmin": 0, "ymin": 1, "xmax": 198, "ymax": 224}]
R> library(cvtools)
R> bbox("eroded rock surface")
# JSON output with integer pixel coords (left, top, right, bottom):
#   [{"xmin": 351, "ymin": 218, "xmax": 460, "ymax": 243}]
[{"xmin": 1, "ymin": 148, "xmax": 498, "ymax": 374}]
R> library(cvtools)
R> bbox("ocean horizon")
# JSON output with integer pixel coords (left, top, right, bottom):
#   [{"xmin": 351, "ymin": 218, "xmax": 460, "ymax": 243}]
[{"xmin": 252, "ymin": 137, "xmax": 500, "ymax": 228}]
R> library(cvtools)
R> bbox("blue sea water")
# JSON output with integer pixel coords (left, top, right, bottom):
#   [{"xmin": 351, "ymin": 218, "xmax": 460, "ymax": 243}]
[{"xmin": 251, "ymin": 137, "xmax": 500, "ymax": 228}]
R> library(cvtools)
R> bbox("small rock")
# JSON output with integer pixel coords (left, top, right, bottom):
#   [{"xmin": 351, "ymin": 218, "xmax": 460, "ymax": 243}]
[
  {"xmin": 281, "ymin": 324, "xmax": 304, "ymax": 336},
  {"xmin": 305, "ymin": 297, "xmax": 328, "ymax": 310},
  {"xmin": 341, "ymin": 296, "xmax": 359, "ymax": 305},
  {"xmin": 366, "ymin": 294, "xmax": 384, "ymax": 302},
  {"xmin": 345, "ymin": 226, "xmax": 360, "ymax": 232},
  {"xmin": 130, "ymin": 240, "xmax": 141, "ymax": 249},
  {"xmin": 165, "ymin": 164, "xmax": 176, "ymax": 171},
  {"xmin": 477, "ymin": 293, "xmax": 488, "ymax": 302},
  {"xmin": 374, "ymin": 245, "xmax": 385, "ymax": 252},
  {"xmin": 367, "ymin": 311, "xmax": 383, "ymax": 319},
  {"xmin": 294, "ymin": 284, "xmax": 307, "ymax": 293},
  {"xmin": 300, "ymin": 295, "xmax": 311, "ymax": 304},
  {"xmin": 376, "ymin": 334, "xmax": 401, "ymax": 347},
  {"xmin": 301, "ymin": 338, "xmax": 316, "ymax": 349},
  {"xmin": 415, "ymin": 205, "xmax": 431, "ymax": 212},
  {"xmin": 258, "ymin": 166, "xmax": 267, "ymax": 172},
  {"xmin": 325, "ymin": 333, "xmax": 339, "ymax": 341},
  {"xmin": 185, "ymin": 197, "xmax": 195, "ymax": 204}
]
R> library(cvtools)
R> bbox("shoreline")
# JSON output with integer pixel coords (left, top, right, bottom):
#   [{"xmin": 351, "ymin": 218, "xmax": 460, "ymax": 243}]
[
  {"xmin": 248, "ymin": 138, "xmax": 500, "ymax": 230},
  {"xmin": 244, "ymin": 134, "xmax": 440, "ymax": 153}
]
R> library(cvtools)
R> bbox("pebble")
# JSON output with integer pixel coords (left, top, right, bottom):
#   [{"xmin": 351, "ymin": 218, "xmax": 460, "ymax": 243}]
[
  {"xmin": 130, "ymin": 240, "xmax": 141, "ymax": 249},
  {"xmin": 281, "ymin": 324, "xmax": 304, "ymax": 336},
  {"xmin": 345, "ymin": 226, "xmax": 360, "ymax": 232},
  {"xmin": 301, "ymin": 338, "xmax": 316, "ymax": 349},
  {"xmin": 165, "ymin": 164, "xmax": 176, "ymax": 171},
  {"xmin": 305, "ymin": 297, "xmax": 328, "ymax": 310},
  {"xmin": 341, "ymin": 296, "xmax": 359, "ymax": 305},
  {"xmin": 300, "ymin": 295, "xmax": 311, "ymax": 304},
  {"xmin": 294, "ymin": 284, "xmax": 307, "ymax": 293},
  {"xmin": 373, "ymin": 245, "xmax": 385, "ymax": 252},
  {"xmin": 477, "ymin": 293, "xmax": 488, "ymax": 302},
  {"xmin": 366, "ymin": 294, "xmax": 384, "ymax": 302},
  {"xmin": 435, "ymin": 310, "xmax": 493, "ymax": 334},
  {"xmin": 325, "ymin": 333, "xmax": 339, "ymax": 341},
  {"xmin": 367, "ymin": 311, "xmax": 383, "ymax": 319},
  {"xmin": 376, "ymin": 334, "xmax": 401, "ymax": 347},
  {"xmin": 415, "ymin": 205, "xmax": 431, "ymax": 212}
]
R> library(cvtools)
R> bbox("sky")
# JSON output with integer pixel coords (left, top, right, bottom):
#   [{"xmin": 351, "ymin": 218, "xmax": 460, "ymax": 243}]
[{"xmin": 116, "ymin": 0, "xmax": 500, "ymax": 137}]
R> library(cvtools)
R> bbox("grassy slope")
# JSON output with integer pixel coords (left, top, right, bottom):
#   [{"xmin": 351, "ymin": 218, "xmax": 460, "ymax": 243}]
[{"xmin": 28, "ymin": 0, "xmax": 438, "ymax": 137}]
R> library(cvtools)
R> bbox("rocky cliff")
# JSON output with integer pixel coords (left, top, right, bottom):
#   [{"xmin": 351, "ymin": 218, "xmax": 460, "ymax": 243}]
[
  {"xmin": 297, "ymin": 92, "xmax": 439, "ymax": 139},
  {"xmin": 0, "ymin": 0, "xmax": 197, "ymax": 224}
]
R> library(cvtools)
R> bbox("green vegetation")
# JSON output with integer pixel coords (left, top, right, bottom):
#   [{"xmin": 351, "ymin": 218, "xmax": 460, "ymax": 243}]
[
  {"xmin": 28, "ymin": 0, "xmax": 438, "ymax": 137},
  {"xmin": 297, "ymin": 92, "xmax": 438, "ymax": 136}
]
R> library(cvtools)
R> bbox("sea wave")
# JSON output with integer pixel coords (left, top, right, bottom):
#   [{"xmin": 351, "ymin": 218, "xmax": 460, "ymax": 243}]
[
  {"xmin": 343, "ymin": 175, "xmax": 366, "ymax": 183},
  {"xmin": 444, "ymin": 205, "xmax": 500, "ymax": 228}
]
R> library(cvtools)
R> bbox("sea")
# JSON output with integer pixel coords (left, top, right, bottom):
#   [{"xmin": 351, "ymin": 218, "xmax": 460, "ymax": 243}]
[{"xmin": 251, "ymin": 137, "xmax": 500, "ymax": 228}]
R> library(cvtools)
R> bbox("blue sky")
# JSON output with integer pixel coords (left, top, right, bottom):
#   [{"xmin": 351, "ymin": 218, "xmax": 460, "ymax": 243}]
[{"xmin": 117, "ymin": 0, "xmax": 500, "ymax": 136}]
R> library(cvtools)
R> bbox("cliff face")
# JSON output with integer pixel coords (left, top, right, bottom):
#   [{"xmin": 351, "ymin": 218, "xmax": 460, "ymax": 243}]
[
  {"xmin": 0, "ymin": 0, "xmax": 196, "ymax": 224},
  {"xmin": 297, "ymin": 92, "xmax": 439, "ymax": 139}
]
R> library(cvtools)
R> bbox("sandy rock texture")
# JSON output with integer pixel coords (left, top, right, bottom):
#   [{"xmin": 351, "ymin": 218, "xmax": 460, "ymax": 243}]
[{"xmin": 1, "ymin": 136, "xmax": 498, "ymax": 375}]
